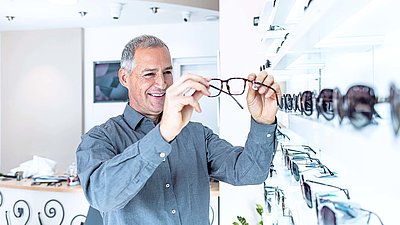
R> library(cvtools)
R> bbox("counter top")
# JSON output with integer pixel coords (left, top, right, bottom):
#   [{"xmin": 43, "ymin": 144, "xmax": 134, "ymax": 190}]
[
  {"xmin": 0, "ymin": 178, "xmax": 83, "ymax": 193},
  {"xmin": 1, "ymin": 178, "xmax": 220, "ymax": 196}
]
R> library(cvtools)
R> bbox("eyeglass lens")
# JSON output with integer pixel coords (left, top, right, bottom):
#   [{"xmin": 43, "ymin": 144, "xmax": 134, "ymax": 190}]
[
  {"xmin": 317, "ymin": 89, "xmax": 335, "ymax": 120},
  {"xmin": 301, "ymin": 91, "xmax": 313, "ymax": 116},
  {"xmin": 390, "ymin": 83, "xmax": 400, "ymax": 135},
  {"xmin": 321, "ymin": 206, "xmax": 336, "ymax": 225}
]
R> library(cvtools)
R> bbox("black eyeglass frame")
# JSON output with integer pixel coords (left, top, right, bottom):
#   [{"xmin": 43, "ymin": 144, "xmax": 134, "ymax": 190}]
[{"xmin": 208, "ymin": 77, "xmax": 281, "ymax": 109}]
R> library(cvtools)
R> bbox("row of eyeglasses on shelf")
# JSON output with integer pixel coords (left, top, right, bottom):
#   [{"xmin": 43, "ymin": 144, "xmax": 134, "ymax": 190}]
[
  {"xmin": 278, "ymin": 83, "xmax": 400, "ymax": 135},
  {"xmin": 263, "ymin": 132, "xmax": 385, "ymax": 225}
]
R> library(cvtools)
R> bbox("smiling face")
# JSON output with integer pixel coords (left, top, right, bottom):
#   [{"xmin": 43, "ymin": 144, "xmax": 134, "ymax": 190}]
[{"xmin": 119, "ymin": 46, "xmax": 173, "ymax": 121}]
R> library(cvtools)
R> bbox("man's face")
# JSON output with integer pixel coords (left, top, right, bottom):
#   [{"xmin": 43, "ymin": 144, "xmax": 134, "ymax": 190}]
[{"xmin": 121, "ymin": 47, "xmax": 173, "ymax": 120}]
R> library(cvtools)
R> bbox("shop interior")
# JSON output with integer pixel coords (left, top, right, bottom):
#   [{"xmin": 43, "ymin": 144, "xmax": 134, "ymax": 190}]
[{"xmin": 1, "ymin": 0, "xmax": 400, "ymax": 224}]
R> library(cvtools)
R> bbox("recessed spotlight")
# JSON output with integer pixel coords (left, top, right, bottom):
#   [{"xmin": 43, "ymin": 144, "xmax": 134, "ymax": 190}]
[
  {"xmin": 5, "ymin": 16, "xmax": 15, "ymax": 21},
  {"xmin": 150, "ymin": 7, "xmax": 159, "ymax": 14}
]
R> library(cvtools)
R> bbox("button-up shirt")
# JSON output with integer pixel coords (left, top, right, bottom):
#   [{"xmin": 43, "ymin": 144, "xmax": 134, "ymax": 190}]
[{"xmin": 76, "ymin": 104, "xmax": 277, "ymax": 225}]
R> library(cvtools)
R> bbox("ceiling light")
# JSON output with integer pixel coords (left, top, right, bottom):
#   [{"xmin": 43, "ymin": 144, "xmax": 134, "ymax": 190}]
[
  {"xmin": 182, "ymin": 11, "xmax": 191, "ymax": 23},
  {"xmin": 78, "ymin": 11, "xmax": 88, "ymax": 17},
  {"xmin": 111, "ymin": 2, "xmax": 124, "ymax": 20},
  {"xmin": 150, "ymin": 7, "xmax": 159, "ymax": 14},
  {"xmin": 5, "ymin": 16, "xmax": 15, "ymax": 21}
]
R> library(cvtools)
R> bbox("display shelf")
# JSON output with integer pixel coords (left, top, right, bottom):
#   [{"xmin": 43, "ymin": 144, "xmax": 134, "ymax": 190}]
[{"xmin": 259, "ymin": 0, "xmax": 373, "ymax": 71}]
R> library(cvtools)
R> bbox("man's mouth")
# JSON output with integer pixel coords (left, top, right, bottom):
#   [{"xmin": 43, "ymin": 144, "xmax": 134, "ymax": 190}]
[{"xmin": 148, "ymin": 93, "xmax": 165, "ymax": 97}]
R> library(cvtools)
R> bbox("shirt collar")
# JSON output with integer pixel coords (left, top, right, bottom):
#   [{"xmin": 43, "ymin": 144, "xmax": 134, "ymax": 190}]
[
  {"xmin": 122, "ymin": 103, "xmax": 161, "ymax": 130},
  {"xmin": 122, "ymin": 104, "xmax": 146, "ymax": 130}
]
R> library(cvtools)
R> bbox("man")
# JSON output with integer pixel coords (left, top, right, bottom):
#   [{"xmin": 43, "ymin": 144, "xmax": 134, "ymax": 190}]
[{"xmin": 76, "ymin": 34, "xmax": 281, "ymax": 225}]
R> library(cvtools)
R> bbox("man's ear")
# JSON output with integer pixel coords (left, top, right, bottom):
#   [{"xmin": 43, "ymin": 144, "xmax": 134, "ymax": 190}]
[{"xmin": 118, "ymin": 68, "xmax": 128, "ymax": 88}]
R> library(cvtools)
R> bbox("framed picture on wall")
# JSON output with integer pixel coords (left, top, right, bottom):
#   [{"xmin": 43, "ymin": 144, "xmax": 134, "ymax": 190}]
[{"xmin": 93, "ymin": 60, "xmax": 129, "ymax": 103}]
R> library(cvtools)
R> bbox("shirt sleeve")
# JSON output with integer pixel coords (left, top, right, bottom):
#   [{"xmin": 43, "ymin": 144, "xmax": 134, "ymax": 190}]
[
  {"xmin": 206, "ymin": 117, "xmax": 277, "ymax": 185},
  {"xmin": 76, "ymin": 124, "xmax": 171, "ymax": 212}
]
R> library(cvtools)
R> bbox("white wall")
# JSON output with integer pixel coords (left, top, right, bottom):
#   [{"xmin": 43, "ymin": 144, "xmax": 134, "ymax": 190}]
[
  {"xmin": 219, "ymin": 0, "xmax": 270, "ymax": 224},
  {"xmin": 1, "ymin": 29, "xmax": 83, "ymax": 173},
  {"xmin": 83, "ymin": 22, "xmax": 219, "ymax": 132}
]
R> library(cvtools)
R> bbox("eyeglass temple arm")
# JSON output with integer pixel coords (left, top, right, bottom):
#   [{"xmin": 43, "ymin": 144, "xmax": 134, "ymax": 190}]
[
  {"xmin": 307, "ymin": 157, "xmax": 335, "ymax": 176},
  {"xmin": 307, "ymin": 179, "xmax": 350, "ymax": 200},
  {"xmin": 362, "ymin": 208, "xmax": 385, "ymax": 225},
  {"xmin": 282, "ymin": 145, "xmax": 317, "ymax": 154},
  {"xmin": 252, "ymin": 80, "xmax": 282, "ymax": 108},
  {"xmin": 209, "ymin": 85, "xmax": 244, "ymax": 109}
]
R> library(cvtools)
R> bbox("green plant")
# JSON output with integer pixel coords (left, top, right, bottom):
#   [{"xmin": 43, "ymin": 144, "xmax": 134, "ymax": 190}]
[{"xmin": 233, "ymin": 204, "xmax": 263, "ymax": 225}]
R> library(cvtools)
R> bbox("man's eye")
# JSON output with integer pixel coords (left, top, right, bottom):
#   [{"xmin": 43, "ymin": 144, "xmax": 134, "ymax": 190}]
[
  {"xmin": 164, "ymin": 71, "xmax": 172, "ymax": 76},
  {"xmin": 144, "ymin": 73, "xmax": 156, "ymax": 77}
]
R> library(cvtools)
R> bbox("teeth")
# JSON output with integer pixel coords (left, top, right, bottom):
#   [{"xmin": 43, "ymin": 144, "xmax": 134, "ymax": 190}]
[{"xmin": 149, "ymin": 93, "xmax": 165, "ymax": 97}]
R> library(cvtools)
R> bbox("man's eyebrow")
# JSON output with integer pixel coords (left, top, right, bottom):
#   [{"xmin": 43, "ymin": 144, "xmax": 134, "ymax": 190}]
[
  {"xmin": 141, "ymin": 66, "xmax": 173, "ymax": 73},
  {"xmin": 164, "ymin": 66, "xmax": 173, "ymax": 71}
]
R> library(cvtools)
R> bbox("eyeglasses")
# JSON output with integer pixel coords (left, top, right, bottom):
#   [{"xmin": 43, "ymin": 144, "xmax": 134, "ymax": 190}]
[
  {"xmin": 280, "ymin": 93, "xmax": 302, "ymax": 113},
  {"xmin": 300, "ymin": 175, "xmax": 350, "ymax": 208},
  {"xmin": 281, "ymin": 144, "xmax": 317, "ymax": 154},
  {"xmin": 276, "ymin": 128, "xmax": 291, "ymax": 141},
  {"xmin": 208, "ymin": 77, "xmax": 281, "ymax": 109},
  {"xmin": 300, "ymin": 89, "xmax": 335, "ymax": 120},
  {"xmin": 333, "ymin": 85, "xmax": 383, "ymax": 128},
  {"xmin": 291, "ymin": 158, "xmax": 335, "ymax": 182},
  {"xmin": 282, "ymin": 148, "xmax": 314, "ymax": 171},
  {"xmin": 315, "ymin": 197, "xmax": 384, "ymax": 225}
]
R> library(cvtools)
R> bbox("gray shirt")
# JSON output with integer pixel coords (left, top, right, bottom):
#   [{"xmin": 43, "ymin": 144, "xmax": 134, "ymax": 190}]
[{"xmin": 76, "ymin": 104, "xmax": 277, "ymax": 225}]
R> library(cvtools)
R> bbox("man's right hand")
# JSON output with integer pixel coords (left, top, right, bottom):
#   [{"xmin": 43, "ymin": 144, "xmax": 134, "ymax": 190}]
[{"xmin": 159, "ymin": 74, "xmax": 210, "ymax": 142}]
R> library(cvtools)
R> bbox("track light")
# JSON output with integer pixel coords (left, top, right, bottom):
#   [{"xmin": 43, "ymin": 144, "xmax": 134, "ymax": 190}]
[
  {"xmin": 150, "ymin": 7, "xmax": 159, "ymax": 14},
  {"xmin": 5, "ymin": 16, "xmax": 15, "ymax": 21},
  {"xmin": 78, "ymin": 11, "xmax": 88, "ymax": 17}
]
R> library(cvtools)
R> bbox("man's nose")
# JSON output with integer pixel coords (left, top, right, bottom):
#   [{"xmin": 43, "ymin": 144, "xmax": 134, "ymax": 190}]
[{"xmin": 154, "ymin": 73, "xmax": 167, "ymax": 89}]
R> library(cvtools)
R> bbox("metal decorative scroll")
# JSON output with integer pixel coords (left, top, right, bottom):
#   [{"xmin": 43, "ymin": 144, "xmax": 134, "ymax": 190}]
[
  {"xmin": 70, "ymin": 214, "xmax": 86, "ymax": 225},
  {"xmin": 5, "ymin": 199, "xmax": 31, "ymax": 225},
  {"xmin": 38, "ymin": 199, "xmax": 65, "ymax": 225}
]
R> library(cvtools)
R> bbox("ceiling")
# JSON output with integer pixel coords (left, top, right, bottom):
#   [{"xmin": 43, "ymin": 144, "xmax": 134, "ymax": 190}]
[{"xmin": 0, "ymin": 0, "xmax": 219, "ymax": 32}]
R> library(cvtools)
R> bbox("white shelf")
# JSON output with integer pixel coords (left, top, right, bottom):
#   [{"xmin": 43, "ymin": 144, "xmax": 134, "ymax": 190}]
[{"xmin": 259, "ymin": 0, "xmax": 383, "ymax": 71}]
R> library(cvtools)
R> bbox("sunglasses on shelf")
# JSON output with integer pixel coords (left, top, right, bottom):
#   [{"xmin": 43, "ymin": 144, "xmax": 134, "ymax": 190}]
[
  {"xmin": 281, "ymin": 144, "xmax": 318, "ymax": 155},
  {"xmin": 300, "ymin": 89, "xmax": 335, "ymax": 120},
  {"xmin": 300, "ymin": 175, "xmax": 350, "ymax": 209},
  {"xmin": 282, "ymin": 149, "xmax": 314, "ymax": 170},
  {"xmin": 291, "ymin": 158, "xmax": 335, "ymax": 182},
  {"xmin": 333, "ymin": 85, "xmax": 385, "ymax": 129},
  {"xmin": 279, "ymin": 93, "xmax": 302, "ymax": 113},
  {"xmin": 315, "ymin": 197, "xmax": 385, "ymax": 225}
]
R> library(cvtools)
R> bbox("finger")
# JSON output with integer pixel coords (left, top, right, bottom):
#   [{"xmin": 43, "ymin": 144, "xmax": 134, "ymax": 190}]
[
  {"xmin": 265, "ymin": 82, "xmax": 280, "ymax": 99},
  {"xmin": 170, "ymin": 79, "xmax": 211, "ymax": 97},
  {"xmin": 259, "ymin": 74, "xmax": 275, "ymax": 95},
  {"xmin": 247, "ymin": 73, "xmax": 258, "ymax": 99},
  {"xmin": 180, "ymin": 95, "xmax": 202, "ymax": 113},
  {"xmin": 175, "ymin": 73, "xmax": 210, "ymax": 88}
]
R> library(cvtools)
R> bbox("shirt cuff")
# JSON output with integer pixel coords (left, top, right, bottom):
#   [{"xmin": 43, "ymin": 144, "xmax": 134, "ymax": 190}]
[
  {"xmin": 137, "ymin": 124, "xmax": 172, "ymax": 166},
  {"xmin": 248, "ymin": 117, "xmax": 277, "ymax": 145}
]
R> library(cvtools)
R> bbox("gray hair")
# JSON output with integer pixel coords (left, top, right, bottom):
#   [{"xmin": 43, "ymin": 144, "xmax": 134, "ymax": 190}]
[{"xmin": 120, "ymin": 34, "xmax": 169, "ymax": 74}]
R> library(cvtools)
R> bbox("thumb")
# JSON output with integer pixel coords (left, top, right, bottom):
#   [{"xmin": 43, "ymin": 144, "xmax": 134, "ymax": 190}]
[{"xmin": 246, "ymin": 75, "xmax": 258, "ymax": 102}]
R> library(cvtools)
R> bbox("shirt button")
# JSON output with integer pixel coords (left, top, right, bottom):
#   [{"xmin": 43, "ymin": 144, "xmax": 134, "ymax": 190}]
[
  {"xmin": 171, "ymin": 209, "xmax": 176, "ymax": 214},
  {"xmin": 159, "ymin": 152, "xmax": 166, "ymax": 158},
  {"xmin": 267, "ymin": 133, "xmax": 272, "ymax": 138},
  {"xmin": 165, "ymin": 183, "xmax": 170, "ymax": 188}
]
